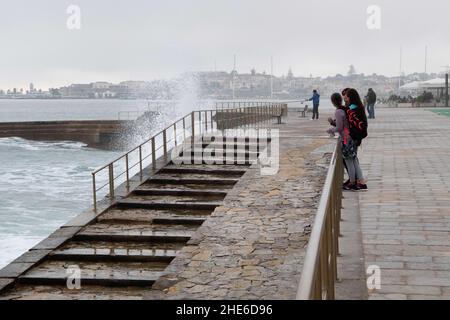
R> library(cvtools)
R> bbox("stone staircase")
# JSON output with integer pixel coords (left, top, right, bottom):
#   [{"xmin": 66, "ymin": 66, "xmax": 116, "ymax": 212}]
[{"xmin": 0, "ymin": 136, "xmax": 270, "ymax": 299}]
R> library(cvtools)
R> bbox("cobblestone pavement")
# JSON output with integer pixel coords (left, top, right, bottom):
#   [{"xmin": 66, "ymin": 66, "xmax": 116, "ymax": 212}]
[
  {"xmin": 339, "ymin": 108, "xmax": 450, "ymax": 300},
  {"xmin": 151, "ymin": 112, "xmax": 336, "ymax": 299}
]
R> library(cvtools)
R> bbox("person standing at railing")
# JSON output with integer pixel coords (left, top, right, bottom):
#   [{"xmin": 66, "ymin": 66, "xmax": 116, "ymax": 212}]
[
  {"xmin": 327, "ymin": 92, "xmax": 367, "ymax": 191},
  {"xmin": 343, "ymin": 88, "xmax": 368, "ymax": 190},
  {"xmin": 307, "ymin": 90, "xmax": 320, "ymax": 120}
]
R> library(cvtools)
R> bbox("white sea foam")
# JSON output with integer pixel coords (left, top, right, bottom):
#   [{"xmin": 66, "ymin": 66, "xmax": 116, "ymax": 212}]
[
  {"xmin": 0, "ymin": 137, "xmax": 121, "ymax": 269},
  {"xmin": 0, "ymin": 137, "xmax": 88, "ymax": 151}
]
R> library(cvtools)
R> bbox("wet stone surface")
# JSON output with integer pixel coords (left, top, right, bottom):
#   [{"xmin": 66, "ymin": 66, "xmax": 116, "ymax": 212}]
[
  {"xmin": 98, "ymin": 208, "xmax": 211, "ymax": 223},
  {"xmin": 0, "ymin": 111, "xmax": 335, "ymax": 300},
  {"xmin": 151, "ymin": 115, "xmax": 335, "ymax": 300}
]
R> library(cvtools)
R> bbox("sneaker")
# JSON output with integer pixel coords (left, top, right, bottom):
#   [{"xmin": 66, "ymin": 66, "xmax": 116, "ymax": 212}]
[
  {"xmin": 350, "ymin": 183, "xmax": 360, "ymax": 191},
  {"xmin": 357, "ymin": 183, "xmax": 368, "ymax": 190},
  {"xmin": 343, "ymin": 179, "xmax": 351, "ymax": 188},
  {"xmin": 343, "ymin": 182, "xmax": 355, "ymax": 191}
]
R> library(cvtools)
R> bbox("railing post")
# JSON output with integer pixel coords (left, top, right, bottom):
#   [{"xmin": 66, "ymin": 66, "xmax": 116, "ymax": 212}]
[
  {"xmin": 151, "ymin": 137, "xmax": 156, "ymax": 169},
  {"xmin": 163, "ymin": 129, "xmax": 167, "ymax": 159},
  {"xmin": 326, "ymin": 212, "xmax": 335, "ymax": 300},
  {"xmin": 125, "ymin": 153, "xmax": 130, "ymax": 190},
  {"xmin": 199, "ymin": 111, "xmax": 202, "ymax": 135},
  {"xmin": 139, "ymin": 145, "xmax": 143, "ymax": 179},
  {"xmin": 92, "ymin": 173, "xmax": 97, "ymax": 212},
  {"xmin": 191, "ymin": 112, "xmax": 195, "ymax": 142},
  {"xmin": 108, "ymin": 164, "xmax": 114, "ymax": 199},
  {"xmin": 174, "ymin": 124, "xmax": 178, "ymax": 146},
  {"xmin": 210, "ymin": 110, "xmax": 213, "ymax": 131}
]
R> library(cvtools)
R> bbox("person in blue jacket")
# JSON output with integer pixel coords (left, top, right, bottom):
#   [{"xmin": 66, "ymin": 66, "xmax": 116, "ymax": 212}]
[{"xmin": 307, "ymin": 90, "xmax": 320, "ymax": 120}]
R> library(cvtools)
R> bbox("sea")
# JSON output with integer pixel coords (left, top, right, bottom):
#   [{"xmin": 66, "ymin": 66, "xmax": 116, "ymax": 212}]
[{"xmin": 0, "ymin": 99, "xmax": 177, "ymax": 269}]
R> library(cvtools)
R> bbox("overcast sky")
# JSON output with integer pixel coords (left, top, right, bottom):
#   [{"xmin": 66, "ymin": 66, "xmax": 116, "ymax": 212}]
[{"xmin": 1, "ymin": 0, "xmax": 449, "ymax": 89}]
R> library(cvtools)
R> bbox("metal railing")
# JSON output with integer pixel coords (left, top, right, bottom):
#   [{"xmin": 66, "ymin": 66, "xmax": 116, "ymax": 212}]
[
  {"xmin": 117, "ymin": 110, "xmax": 146, "ymax": 120},
  {"xmin": 296, "ymin": 142, "xmax": 344, "ymax": 300},
  {"xmin": 91, "ymin": 103, "xmax": 287, "ymax": 212},
  {"xmin": 214, "ymin": 100, "xmax": 306, "ymax": 110}
]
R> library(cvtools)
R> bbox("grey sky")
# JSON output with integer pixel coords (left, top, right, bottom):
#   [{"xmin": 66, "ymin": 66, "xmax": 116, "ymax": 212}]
[{"xmin": 1, "ymin": 0, "xmax": 449, "ymax": 89}]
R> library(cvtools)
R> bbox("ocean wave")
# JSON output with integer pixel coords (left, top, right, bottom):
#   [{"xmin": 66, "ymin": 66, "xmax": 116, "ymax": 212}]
[
  {"xmin": 0, "ymin": 235, "xmax": 45, "ymax": 269},
  {"xmin": 0, "ymin": 137, "xmax": 88, "ymax": 151}
]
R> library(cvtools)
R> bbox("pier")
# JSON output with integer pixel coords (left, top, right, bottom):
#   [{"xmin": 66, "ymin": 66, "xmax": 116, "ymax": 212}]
[
  {"xmin": 0, "ymin": 120, "xmax": 129, "ymax": 150},
  {"xmin": 2, "ymin": 103, "xmax": 334, "ymax": 299},
  {"xmin": 1, "ymin": 104, "xmax": 450, "ymax": 300}
]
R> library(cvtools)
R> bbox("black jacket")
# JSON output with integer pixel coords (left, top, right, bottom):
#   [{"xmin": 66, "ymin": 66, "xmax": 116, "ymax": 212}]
[{"xmin": 367, "ymin": 90, "xmax": 377, "ymax": 104}]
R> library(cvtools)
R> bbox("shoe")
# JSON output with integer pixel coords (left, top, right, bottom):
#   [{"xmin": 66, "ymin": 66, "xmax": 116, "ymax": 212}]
[
  {"xmin": 350, "ymin": 183, "xmax": 360, "ymax": 191},
  {"xmin": 343, "ymin": 182, "xmax": 355, "ymax": 191},
  {"xmin": 343, "ymin": 179, "xmax": 351, "ymax": 188},
  {"xmin": 357, "ymin": 183, "xmax": 368, "ymax": 190}
]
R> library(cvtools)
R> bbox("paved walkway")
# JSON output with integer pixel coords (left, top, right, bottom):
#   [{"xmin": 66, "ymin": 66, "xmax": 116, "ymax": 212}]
[
  {"xmin": 338, "ymin": 108, "xmax": 450, "ymax": 300},
  {"xmin": 152, "ymin": 112, "xmax": 336, "ymax": 299}
]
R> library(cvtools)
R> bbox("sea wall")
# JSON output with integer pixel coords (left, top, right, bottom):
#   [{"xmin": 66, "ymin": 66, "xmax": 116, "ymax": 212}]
[{"xmin": 0, "ymin": 120, "xmax": 130, "ymax": 150}]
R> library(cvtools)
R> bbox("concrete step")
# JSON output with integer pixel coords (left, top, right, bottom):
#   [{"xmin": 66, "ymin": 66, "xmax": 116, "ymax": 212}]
[
  {"xmin": 151, "ymin": 216, "xmax": 206, "ymax": 225},
  {"xmin": 127, "ymin": 193, "xmax": 225, "ymax": 203},
  {"xmin": 74, "ymin": 223, "xmax": 194, "ymax": 242},
  {"xmin": 159, "ymin": 166, "xmax": 246, "ymax": 176},
  {"xmin": 142, "ymin": 181, "xmax": 234, "ymax": 191},
  {"xmin": 132, "ymin": 188, "xmax": 228, "ymax": 198},
  {"xmin": 54, "ymin": 240, "xmax": 184, "ymax": 252},
  {"xmin": 115, "ymin": 199, "xmax": 221, "ymax": 210},
  {"xmin": 146, "ymin": 177, "xmax": 239, "ymax": 186},
  {"xmin": 99, "ymin": 216, "xmax": 206, "ymax": 226},
  {"xmin": 73, "ymin": 232, "xmax": 192, "ymax": 243},
  {"xmin": 163, "ymin": 163, "xmax": 249, "ymax": 171},
  {"xmin": 49, "ymin": 245, "xmax": 179, "ymax": 263},
  {"xmin": 0, "ymin": 284, "xmax": 164, "ymax": 300},
  {"xmin": 79, "ymin": 222, "xmax": 196, "ymax": 236},
  {"xmin": 172, "ymin": 157, "xmax": 257, "ymax": 165},
  {"xmin": 98, "ymin": 208, "xmax": 211, "ymax": 224},
  {"xmin": 201, "ymin": 136, "xmax": 272, "ymax": 143},
  {"xmin": 151, "ymin": 172, "xmax": 242, "ymax": 180},
  {"xmin": 18, "ymin": 260, "xmax": 165, "ymax": 287},
  {"xmin": 199, "ymin": 142, "xmax": 262, "ymax": 150},
  {"xmin": 178, "ymin": 149, "xmax": 259, "ymax": 158}
]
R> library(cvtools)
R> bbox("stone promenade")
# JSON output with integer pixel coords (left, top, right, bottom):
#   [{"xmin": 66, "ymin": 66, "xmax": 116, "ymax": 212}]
[
  {"xmin": 151, "ymin": 111, "xmax": 336, "ymax": 299},
  {"xmin": 337, "ymin": 108, "xmax": 450, "ymax": 300}
]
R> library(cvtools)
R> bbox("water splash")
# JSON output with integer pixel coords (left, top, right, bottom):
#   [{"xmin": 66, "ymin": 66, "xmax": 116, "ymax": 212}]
[{"xmin": 118, "ymin": 73, "xmax": 211, "ymax": 149}]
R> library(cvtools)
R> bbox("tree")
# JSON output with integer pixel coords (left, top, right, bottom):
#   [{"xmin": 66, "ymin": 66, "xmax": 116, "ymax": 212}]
[{"xmin": 251, "ymin": 68, "xmax": 256, "ymax": 75}]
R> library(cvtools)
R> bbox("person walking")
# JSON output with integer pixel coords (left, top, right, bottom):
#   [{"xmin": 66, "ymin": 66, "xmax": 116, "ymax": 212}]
[
  {"xmin": 366, "ymin": 88, "xmax": 377, "ymax": 119},
  {"xmin": 307, "ymin": 90, "xmax": 320, "ymax": 120}
]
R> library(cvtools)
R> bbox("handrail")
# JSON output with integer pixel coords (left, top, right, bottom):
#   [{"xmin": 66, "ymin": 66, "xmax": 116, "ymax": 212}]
[
  {"xmin": 296, "ymin": 142, "xmax": 343, "ymax": 300},
  {"xmin": 91, "ymin": 103, "xmax": 288, "ymax": 212}
]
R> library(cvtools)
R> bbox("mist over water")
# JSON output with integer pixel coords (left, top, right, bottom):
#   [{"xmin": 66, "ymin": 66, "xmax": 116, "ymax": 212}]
[{"xmin": 119, "ymin": 74, "xmax": 214, "ymax": 148}]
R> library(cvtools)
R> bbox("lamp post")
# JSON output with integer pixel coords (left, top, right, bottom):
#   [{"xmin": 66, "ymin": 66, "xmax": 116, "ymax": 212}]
[{"xmin": 446, "ymin": 74, "xmax": 449, "ymax": 108}]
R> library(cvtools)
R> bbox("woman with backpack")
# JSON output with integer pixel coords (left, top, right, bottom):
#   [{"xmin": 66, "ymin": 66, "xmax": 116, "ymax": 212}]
[{"xmin": 328, "ymin": 90, "xmax": 367, "ymax": 191}]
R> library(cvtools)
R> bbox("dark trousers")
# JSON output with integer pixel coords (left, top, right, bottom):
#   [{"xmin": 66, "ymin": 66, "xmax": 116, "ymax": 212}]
[
  {"xmin": 312, "ymin": 105, "xmax": 319, "ymax": 119},
  {"xmin": 367, "ymin": 103, "xmax": 375, "ymax": 119}
]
